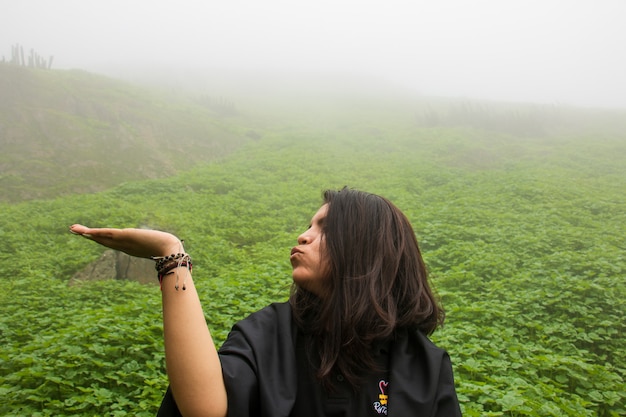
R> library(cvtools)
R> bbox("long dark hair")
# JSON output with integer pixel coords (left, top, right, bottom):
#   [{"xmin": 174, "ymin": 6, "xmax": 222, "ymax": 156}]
[{"xmin": 290, "ymin": 187, "xmax": 445, "ymax": 389}]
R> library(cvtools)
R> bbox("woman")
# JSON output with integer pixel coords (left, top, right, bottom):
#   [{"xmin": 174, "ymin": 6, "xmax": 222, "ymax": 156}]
[{"xmin": 70, "ymin": 187, "xmax": 462, "ymax": 417}]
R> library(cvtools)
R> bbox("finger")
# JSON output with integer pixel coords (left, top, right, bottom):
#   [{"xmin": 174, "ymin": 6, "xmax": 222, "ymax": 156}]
[{"xmin": 69, "ymin": 224, "xmax": 92, "ymax": 237}]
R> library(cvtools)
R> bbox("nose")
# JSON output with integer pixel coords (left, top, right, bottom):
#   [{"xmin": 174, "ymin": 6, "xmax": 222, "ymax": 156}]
[{"xmin": 297, "ymin": 231, "xmax": 310, "ymax": 245}]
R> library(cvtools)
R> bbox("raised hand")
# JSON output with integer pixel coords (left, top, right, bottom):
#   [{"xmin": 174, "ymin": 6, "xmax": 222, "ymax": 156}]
[{"xmin": 69, "ymin": 224, "xmax": 184, "ymax": 259}]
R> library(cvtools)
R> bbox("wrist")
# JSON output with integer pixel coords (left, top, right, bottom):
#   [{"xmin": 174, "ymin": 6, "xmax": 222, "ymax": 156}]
[{"xmin": 152, "ymin": 253, "xmax": 193, "ymax": 291}]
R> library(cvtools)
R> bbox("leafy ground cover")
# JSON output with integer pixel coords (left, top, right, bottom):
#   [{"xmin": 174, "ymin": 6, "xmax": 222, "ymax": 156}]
[{"xmin": 1, "ymin": 103, "xmax": 625, "ymax": 416}]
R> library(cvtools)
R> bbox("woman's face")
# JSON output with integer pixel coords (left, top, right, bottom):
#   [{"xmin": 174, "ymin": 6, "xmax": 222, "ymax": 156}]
[{"xmin": 290, "ymin": 204, "xmax": 330, "ymax": 296}]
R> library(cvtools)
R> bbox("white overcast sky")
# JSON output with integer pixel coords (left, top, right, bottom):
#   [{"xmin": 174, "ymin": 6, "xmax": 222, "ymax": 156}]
[{"xmin": 2, "ymin": 0, "xmax": 625, "ymax": 108}]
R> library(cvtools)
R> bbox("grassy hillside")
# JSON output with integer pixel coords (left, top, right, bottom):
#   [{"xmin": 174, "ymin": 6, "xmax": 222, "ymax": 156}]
[
  {"xmin": 0, "ymin": 64, "xmax": 253, "ymax": 202},
  {"xmin": 1, "ymin": 74, "xmax": 625, "ymax": 416}
]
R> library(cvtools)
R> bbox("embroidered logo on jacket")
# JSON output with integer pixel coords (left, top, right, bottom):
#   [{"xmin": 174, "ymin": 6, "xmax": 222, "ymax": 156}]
[{"xmin": 373, "ymin": 380, "xmax": 388, "ymax": 415}]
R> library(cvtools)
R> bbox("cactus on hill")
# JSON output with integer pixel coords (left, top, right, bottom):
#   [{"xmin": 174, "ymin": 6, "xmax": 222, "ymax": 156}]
[{"xmin": 3, "ymin": 43, "xmax": 53, "ymax": 69}]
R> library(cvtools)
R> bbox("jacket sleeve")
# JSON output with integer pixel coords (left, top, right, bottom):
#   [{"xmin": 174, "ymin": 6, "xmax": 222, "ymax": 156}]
[
  {"xmin": 156, "ymin": 302, "xmax": 296, "ymax": 417},
  {"xmin": 218, "ymin": 302, "xmax": 297, "ymax": 417},
  {"xmin": 218, "ymin": 321, "xmax": 262, "ymax": 417},
  {"xmin": 154, "ymin": 328, "xmax": 261, "ymax": 417},
  {"xmin": 388, "ymin": 330, "xmax": 463, "ymax": 416},
  {"xmin": 433, "ymin": 352, "xmax": 463, "ymax": 417}
]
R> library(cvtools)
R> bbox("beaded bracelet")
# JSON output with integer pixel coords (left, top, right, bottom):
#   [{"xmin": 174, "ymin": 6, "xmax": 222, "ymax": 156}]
[
  {"xmin": 152, "ymin": 253, "xmax": 188, "ymax": 271},
  {"xmin": 151, "ymin": 253, "xmax": 192, "ymax": 290}
]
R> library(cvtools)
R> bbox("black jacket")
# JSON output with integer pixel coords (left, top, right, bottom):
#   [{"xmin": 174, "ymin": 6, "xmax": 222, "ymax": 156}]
[{"xmin": 157, "ymin": 302, "xmax": 462, "ymax": 416}]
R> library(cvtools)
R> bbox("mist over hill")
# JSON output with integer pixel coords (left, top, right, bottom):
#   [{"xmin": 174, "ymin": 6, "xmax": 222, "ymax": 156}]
[
  {"xmin": 106, "ymin": 65, "xmax": 626, "ymax": 138},
  {"xmin": 2, "ymin": 63, "xmax": 625, "ymax": 204},
  {"xmin": 0, "ymin": 64, "xmax": 250, "ymax": 203}
]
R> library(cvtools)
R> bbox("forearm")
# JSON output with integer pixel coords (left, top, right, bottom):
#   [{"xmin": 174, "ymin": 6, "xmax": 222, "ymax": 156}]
[
  {"xmin": 69, "ymin": 225, "xmax": 227, "ymax": 415},
  {"xmin": 161, "ymin": 268, "xmax": 227, "ymax": 417}
]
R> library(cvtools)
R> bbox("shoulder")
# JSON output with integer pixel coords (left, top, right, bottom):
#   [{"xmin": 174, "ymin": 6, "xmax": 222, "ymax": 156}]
[
  {"xmin": 220, "ymin": 301, "xmax": 293, "ymax": 352},
  {"xmin": 401, "ymin": 328, "xmax": 448, "ymax": 354},
  {"xmin": 391, "ymin": 329, "xmax": 452, "ymax": 372},
  {"xmin": 413, "ymin": 330, "xmax": 448, "ymax": 356},
  {"xmin": 246, "ymin": 301, "xmax": 292, "ymax": 320},
  {"xmin": 234, "ymin": 301, "xmax": 292, "ymax": 331}
]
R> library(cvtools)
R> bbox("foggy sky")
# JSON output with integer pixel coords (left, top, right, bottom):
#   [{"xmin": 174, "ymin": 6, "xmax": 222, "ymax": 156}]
[{"xmin": 3, "ymin": 0, "xmax": 625, "ymax": 109}]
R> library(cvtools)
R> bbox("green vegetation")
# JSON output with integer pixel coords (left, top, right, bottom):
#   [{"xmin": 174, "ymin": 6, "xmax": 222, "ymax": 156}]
[{"xmin": 0, "ymin": 67, "xmax": 625, "ymax": 416}]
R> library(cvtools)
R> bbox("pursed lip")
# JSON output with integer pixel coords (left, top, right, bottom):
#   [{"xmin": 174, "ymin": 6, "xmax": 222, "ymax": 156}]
[{"xmin": 290, "ymin": 247, "xmax": 303, "ymax": 258}]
